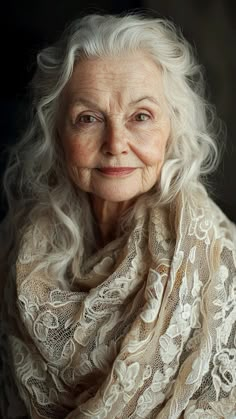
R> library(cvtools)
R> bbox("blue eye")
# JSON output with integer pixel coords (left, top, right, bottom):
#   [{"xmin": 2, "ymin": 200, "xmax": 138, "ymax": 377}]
[{"xmin": 135, "ymin": 113, "xmax": 150, "ymax": 121}]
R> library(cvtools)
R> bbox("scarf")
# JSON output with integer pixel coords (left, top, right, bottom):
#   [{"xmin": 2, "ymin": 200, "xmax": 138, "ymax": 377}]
[{"xmin": 1, "ymin": 189, "xmax": 236, "ymax": 419}]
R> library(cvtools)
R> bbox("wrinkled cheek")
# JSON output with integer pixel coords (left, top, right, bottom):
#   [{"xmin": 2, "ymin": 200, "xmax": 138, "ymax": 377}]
[
  {"xmin": 62, "ymin": 134, "xmax": 98, "ymax": 166},
  {"xmin": 64, "ymin": 143, "xmax": 88, "ymax": 166},
  {"xmin": 141, "ymin": 149, "xmax": 166, "ymax": 187},
  {"xmin": 140, "ymin": 148, "xmax": 166, "ymax": 167},
  {"xmin": 68, "ymin": 166, "xmax": 91, "ymax": 192},
  {"xmin": 155, "ymin": 161, "xmax": 164, "ymax": 180},
  {"xmin": 68, "ymin": 165, "xmax": 81, "ymax": 182},
  {"xmin": 132, "ymin": 133, "xmax": 167, "ymax": 166},
  {"xmin": 62, "ymin": 142, "xmax": 91, "ymax": 190}
]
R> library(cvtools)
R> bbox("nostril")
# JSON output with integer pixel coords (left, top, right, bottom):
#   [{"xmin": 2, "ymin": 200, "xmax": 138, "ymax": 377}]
[{"xmin": 102, "ymin": 139, "xmax": 129, "ymax": 155}]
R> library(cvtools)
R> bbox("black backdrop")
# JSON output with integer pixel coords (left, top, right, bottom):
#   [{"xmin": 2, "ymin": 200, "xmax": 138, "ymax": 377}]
[{"xmin": 1, "ymin": 0, "xmax": 235, "ymax": 222}]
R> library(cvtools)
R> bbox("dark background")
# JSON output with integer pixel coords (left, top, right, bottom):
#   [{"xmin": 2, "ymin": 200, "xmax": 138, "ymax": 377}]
[{"xmin": 0, "ymin": 0, "xmax": 235, "ymax": 222}]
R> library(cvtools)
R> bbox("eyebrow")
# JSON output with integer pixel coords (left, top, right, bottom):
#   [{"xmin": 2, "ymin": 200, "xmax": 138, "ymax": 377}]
[
  {"xmin": 69, "ymin": 98, "xmax": 100, "ymax": 109},
  {"xmin": 130, "ymin": 96, "xmax": 161, "ymax": 107},
  {"xmin": 69, "ymin": 95, "xmax": 161, "ymax": 109}
]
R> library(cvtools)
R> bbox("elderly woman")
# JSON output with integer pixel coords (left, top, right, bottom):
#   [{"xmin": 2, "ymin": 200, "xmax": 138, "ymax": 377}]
[{"xmin": 0, "ymin": 13, "xmax": 235, "ymax": 419}]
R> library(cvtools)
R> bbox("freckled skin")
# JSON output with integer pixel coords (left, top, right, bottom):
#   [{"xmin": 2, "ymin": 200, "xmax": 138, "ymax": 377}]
[{"xmin": 58, "ymin": 53, "xmax": 170, "ymax": 241}]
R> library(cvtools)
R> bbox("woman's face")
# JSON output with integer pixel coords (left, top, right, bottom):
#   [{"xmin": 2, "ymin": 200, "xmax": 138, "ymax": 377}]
[{"xmin": 59, "ymin": 52, "xmax": 170, "ymax": 203}]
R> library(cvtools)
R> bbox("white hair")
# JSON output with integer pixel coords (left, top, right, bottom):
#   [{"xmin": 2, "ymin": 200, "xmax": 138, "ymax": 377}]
[{"xmin": 2, "ymin": 13, "xmax": 222, "ymax": 283}]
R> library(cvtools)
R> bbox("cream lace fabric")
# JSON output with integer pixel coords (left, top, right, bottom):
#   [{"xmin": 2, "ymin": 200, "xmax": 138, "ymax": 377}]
[{"xmin": 1, "ymin": 189, "xmax": 236, "ymax": 419}]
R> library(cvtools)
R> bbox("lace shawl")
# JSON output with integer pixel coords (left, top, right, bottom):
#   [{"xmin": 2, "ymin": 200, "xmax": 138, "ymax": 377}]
[{"xmin": 1, "ymin": 190, "xmax": 236, "ymax": 419}]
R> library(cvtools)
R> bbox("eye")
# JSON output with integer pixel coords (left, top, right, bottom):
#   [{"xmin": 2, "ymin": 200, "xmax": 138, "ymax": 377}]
[
  {"xmin": 77, "ymin": 114, "xmax": 97, "ymax": 123},
  {"xmin": 135, "ymin": 113, "xmax": 151, "ymax": 122}
]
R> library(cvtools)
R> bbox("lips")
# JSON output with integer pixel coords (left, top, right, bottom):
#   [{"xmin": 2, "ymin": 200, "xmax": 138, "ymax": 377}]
[{"xmin": 97, "ymin": 167, "xmax": 136, "ymax": 176}]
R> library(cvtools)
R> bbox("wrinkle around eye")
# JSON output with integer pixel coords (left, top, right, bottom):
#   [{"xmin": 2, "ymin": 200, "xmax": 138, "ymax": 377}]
[
  {"xmin": 78, "ymin": 115, "xmax": 97, "ymax": 123},
  {"xmin": 72, "ymin": 114, "xmax": 104, "ymax": 129},
  {"xmin": 134, "ymin": 113, "xmax": 151, "ymax": 122}
]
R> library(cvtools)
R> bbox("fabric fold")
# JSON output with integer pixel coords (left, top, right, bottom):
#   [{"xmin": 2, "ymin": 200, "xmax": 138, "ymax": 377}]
[{"xmin": 1, "ymin": 190, "xmax": 236, "ymax": 418}]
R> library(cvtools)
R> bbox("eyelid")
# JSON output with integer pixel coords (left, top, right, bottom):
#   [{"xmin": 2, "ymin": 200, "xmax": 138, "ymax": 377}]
[
  {"xmin": 79, "ymin": 114, "xmax": 96, "ymax": 120},
  {"xmin": 132, "ymin": 110, "xmax": 152, "ymax": 119},
  {"xmin": 74, "ymin": 111, "xmax": 104, "ymax": 123}
]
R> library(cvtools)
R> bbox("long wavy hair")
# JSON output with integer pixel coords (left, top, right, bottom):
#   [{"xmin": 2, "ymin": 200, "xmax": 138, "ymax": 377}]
[{"xmin": 2, "ymin": 13, "xmax": 222, "ymax": 282}]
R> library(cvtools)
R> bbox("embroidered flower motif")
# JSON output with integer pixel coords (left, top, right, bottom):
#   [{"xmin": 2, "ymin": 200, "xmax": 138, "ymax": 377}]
[
  {"xmin": 209, "ymin": 386, "xmax": 236, "ymax": 418},
  {"xmin": 189, "ymin": 208, "xmax": 213, "ymax": 245},
  {"xmin": 216, "ymin": 307, "xmax": 235, "ymax": 346},
  {"xmin": 159, "ymin": 335, "xmax": 179, "ymax": 364},
  {"xmin": 79, "ymin": 402, "xmax": 108, "ymax": 419},
  {"xmin": 151, "ymin": 210, "xmax": 170, "ymax": 239},
  {"xmin": 151, "ymin": 214, "xmax": 172, "ymax": 251},
  {"xmin": 61, "ymin": 339, "xmax": 75, "ymax": 361},
  {"xmin": 10, "ymin": 336, "xmax": 48, "ymax": 405},
  {"xmin": 220, "ymin": 265, "xmax": 230, "ymax": 281},
  {"xmin": 115, "ymin": 360, "xmax": 140, "ymax": 393},
  {"xmin": 120, "ymin": 363, "xmax": 152, "ymax": 396},
  {"xmin": 91, "ymin": 342, "xmax": 117, "ymax": 373},
  {"xmin": 136, "ymin": 387, "xmax": 165, "ymax": 416},
  {"xmin": 129, "ymin": 253, "xmax": 147, "ymax": 281},
  {"xmin": 213, "ymin": 284, "xmax": 234, "ymax": 323},
  {"xmin": 77, "ymin": 352, "xmax": 93, "ymax": 376},
  {"xmin": 141, "ymin": 269, "xmax": 165, "ymax": 323},
  {"xmin": 186, "ymin": 406, "xmax": 221, "ymax": 418},
  {"xmin": 150, "ymin": 370, "xmax": 163, "ymax": 392},
  {"xmin": 186, "ymin": 329, "xmax": 202, "ymax": 352},
  {"xmin": 185, "ymin": 357, "xmax": 208, "ymax": 385},
  {"xmin": 150, "ymin": 367, "xmax": 174, "ymax": 393},
  {"xmin": 34, "ymin": 311, "xmax": 59, "ymax": 342},
  {"xmin": 212, "ymin": 349, "xmax": 236, "ymax": 397},
  {"xmin": 3, "ymin": 193, "xmax": 236, "ymax": 419},
  {"xmin": 49, "ymin": 289, "xmax": 84, "ymax": 306},
  {"xmin": 11, "ymin": 337, "xmax": 29, "ymax": 367},
  {"xmin": 103, "ymin": 383, "xmax": 120, "ymax": 409},
  {"xmin": 141, "ymin": 298, "xmax": 161, "ymax": 323},
  {"xmin": 98, "ymin": 276, "xmax": 131, "ymax": 301},
  {"xmin": 18, "ymin": 294, "xmax": 38, "ymax": 323},
  {"xmin": 166, "ymin": 304, "xmax": 191, "ymax": 339}
]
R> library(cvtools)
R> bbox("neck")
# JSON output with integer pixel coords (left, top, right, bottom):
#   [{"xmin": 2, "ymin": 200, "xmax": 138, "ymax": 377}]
[{"xmin": 90, "ymin": 196, "xmax": 134, "ymax": 246}]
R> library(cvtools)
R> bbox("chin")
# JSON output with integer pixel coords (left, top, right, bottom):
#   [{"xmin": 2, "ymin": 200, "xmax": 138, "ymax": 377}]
[{"xmin": 93, "ymin": 188, "xmax": 140, "ymax": 203}]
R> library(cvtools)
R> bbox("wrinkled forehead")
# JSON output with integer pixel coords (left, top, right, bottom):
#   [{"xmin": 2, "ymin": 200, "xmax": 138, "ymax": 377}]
[{"xmin": 60, "ymin": 52, "xmax": 167, "ymax": 108}]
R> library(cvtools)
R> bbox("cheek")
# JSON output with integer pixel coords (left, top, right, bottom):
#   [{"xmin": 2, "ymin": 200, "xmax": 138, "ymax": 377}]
[
  {"xmin": 133, "ymin": 136, "xmax": 168, "ymax": 166},
  {"xmin": 135, "ymin": 122, "xmax": 170, "ymax": 166},
  {"xmin": 63, "ymin": 137, "xmax": 97, "ymax": 167}
]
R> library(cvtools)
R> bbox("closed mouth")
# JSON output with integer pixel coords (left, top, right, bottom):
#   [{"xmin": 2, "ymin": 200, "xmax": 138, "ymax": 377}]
[{"xmin": 97, "ymin": 167, "xmax": 136, "ymax": 176}]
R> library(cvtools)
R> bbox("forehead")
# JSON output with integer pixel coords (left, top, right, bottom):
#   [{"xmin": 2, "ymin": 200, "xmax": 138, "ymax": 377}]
[{"xmin": 62, "ymin": 52, "xmax": 165, "ymax": 104}]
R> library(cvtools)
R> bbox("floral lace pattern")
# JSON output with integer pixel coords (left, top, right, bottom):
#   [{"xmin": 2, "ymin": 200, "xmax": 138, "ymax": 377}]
[{"xmin": 1, "ymin": 190, "xmax": 236, "ymax": 418}]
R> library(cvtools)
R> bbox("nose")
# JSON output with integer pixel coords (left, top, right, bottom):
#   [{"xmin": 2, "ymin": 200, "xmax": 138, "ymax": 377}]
[{"xmin": 102, "ymin": 121, "xmax": 129, "ymax": 156}]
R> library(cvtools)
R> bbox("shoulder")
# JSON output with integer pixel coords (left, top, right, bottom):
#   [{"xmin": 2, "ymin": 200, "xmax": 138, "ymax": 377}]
[
  {"xmin": 184, "ymin": 189, "xmax": 236, "ymax": 339},
  {"xmin": 172, "ymin": 188, "xmax": 236, "ymax": 313},
  {"xmin": 178, "ymin": 186, "xmax": 236, "ymax": 251}
]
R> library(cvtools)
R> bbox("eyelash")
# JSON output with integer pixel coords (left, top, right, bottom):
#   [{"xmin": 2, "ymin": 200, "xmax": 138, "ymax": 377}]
[
  {"xmin": 74, "ymin": 111, "xmax": 152, "ymax": 126},
  {"xmin": 135, "ymin": 113, "xmax": 151, "ymax": 121},
  {"xmin": 76, "ymin": 114, "xmax": 99, "ymax": 124}
]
